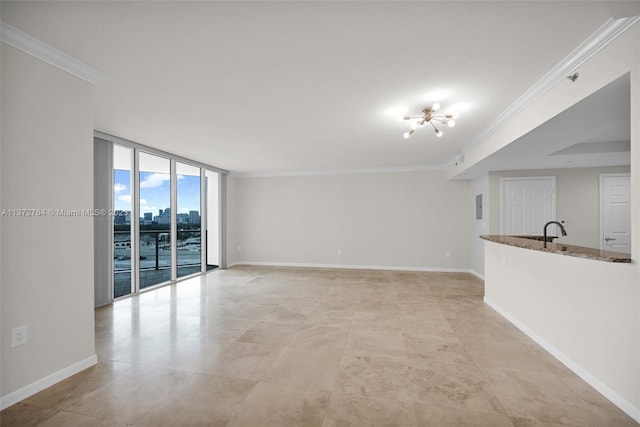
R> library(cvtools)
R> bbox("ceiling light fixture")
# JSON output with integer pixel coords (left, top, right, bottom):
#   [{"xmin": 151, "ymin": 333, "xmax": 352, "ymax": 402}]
[{"xmin": 401, "ymin": 103, "xmax": 457, "ymax": 139}]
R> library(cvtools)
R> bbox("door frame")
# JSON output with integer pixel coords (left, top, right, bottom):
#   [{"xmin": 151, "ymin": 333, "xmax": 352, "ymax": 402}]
[
  {"xmin": 500, "ymin": 176, "xmax": 557, "ymax": 235},
  {"xmin": 599, "ymin": 172, "xmax": 631, "ymax": 251}
]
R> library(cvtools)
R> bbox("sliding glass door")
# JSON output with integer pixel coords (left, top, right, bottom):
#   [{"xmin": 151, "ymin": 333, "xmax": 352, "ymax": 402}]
[
  {"xmin": 138, "ymin": 152, "xmax": 172, "ymax": 289},
  {"xmin": 108, "ymin": 139, "xmax": 222, "ymax": 300},
  {"xmin": 113, "ymin": 145, "xmax": 133, "ymax": 298},
  {"xmin": 205, "ymin": 170, "xmax": 220, "ymax": 269},
  {"xmin": 176, "ymin": 162, "xmax": 202, "ymax": 277}
]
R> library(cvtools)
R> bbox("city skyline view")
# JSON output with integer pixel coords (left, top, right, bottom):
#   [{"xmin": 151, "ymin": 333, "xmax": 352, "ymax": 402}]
[{"xmin": 114, "ymin": 169, "xmax": 202, "ymax": 217}]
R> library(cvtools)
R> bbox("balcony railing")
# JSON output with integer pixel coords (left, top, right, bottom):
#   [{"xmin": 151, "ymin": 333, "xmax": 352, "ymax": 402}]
[{"xmin": 113, "ymin": 228, "xmax": 203, "ymax": 296}]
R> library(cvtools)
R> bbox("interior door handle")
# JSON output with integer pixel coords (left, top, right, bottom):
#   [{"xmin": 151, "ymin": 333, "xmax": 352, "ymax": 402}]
[{"xmin": 604, "ymin": 237, "xmax": 616, "ymax": 242}]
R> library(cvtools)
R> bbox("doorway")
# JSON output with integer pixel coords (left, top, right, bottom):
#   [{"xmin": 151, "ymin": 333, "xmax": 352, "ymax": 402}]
[
  {"xmin": 501, "ymin": 176, "xmax": 556, "ymax": 236},
  {"xmin": 600, "ymin": 173, "xmax": 631, "ymax": 253}
]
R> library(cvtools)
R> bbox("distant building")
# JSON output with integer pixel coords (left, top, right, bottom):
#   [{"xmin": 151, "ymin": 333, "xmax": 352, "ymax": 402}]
[
  {"xmin": 114, "ymin": 210, "xmax": 127, "ymax": 225},
  {"xmin": 189, "ymin": 210, "xmax": 200, "ymax": 225},
  {"xmin": 177, "ymin": 213, "xmax": 189, "ymax": 224},
  {"xmin": 144, "ymin": 212, "xmax": 152, "ymax": 221},
  {"xmin": 153, "ymin": 208, "xmax": 171, "ymax": 225}
]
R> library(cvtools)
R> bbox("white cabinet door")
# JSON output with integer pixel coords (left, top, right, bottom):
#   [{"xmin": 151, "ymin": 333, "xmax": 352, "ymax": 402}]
[
  {"xmin": 502, "ymin": 177, "xmax": 556, "ymax": 235},
  {"xmin": 600, "ymin": 174, "xmax": 631, "ymax": 253}
]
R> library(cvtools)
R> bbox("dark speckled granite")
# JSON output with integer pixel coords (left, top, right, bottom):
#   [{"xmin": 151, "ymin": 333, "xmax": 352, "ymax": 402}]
[{"xmin": 480, "ymin": 235, "xmax": 631, "ymax": 263}]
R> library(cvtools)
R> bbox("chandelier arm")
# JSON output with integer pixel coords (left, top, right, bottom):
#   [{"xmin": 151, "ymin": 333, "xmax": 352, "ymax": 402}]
[{"xmin": 401, "ymin": 104, "xmax": 456, "ymax": 138}]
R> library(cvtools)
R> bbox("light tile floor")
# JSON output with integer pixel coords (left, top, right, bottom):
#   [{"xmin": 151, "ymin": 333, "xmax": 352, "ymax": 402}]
[{"xmin": 2, "ymin": 266, "xmax": 638, "ymax": 426}]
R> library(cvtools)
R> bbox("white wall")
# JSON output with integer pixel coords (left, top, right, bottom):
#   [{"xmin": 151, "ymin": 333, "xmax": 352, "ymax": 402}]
[
  {"xmin": 469, "ymin": 174, "xmax": 490, "ymax": 278},
  {"xmin": 489, "ymin": 166, "xmax": 630, "ymax": 248},
  {"xmin": 231, "ymin": 170, "xmax": 470, "ymax": 271},
  {"xmin": 1, "ymin": 45, "xmax": 96, "ymax": 406},
  {"xmin": 460, "ymin": 21, "xmax": 640, "ymax": 420},
  {"xmin": 485, "ymin": 241, "xmax": 639, "ymax": 419}
]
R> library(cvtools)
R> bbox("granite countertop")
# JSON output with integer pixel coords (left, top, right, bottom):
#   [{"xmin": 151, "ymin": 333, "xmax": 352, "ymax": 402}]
[{"xmin": 480, "ymin": 235, "xmax": 631, "ymax": 263}]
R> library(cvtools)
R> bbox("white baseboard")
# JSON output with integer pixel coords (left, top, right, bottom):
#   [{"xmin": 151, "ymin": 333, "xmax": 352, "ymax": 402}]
[
  {"xmin": 469, "ymin": 269, "xmax": 485, "ymax": 281},
  {"xmin": 484, "ymin": 297, "xmax": 640, "ymax": 424},
  {"xmin": 231, "ymin": 260, "xmax": 472, "ymax": 274},
  {"xmin": 0, "ymin": 354, "xmax": 98, "ymax": 410}
]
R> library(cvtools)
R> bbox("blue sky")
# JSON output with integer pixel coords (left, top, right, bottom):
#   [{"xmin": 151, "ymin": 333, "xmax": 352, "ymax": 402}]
[{"xmin": 114, "ymin": 170, "xmax": 201, "ymax": 216}]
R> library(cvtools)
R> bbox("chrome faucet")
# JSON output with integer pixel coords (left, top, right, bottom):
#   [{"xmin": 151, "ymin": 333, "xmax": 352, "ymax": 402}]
[{"xmin": 543, "ymin": 221, "xmax": 567, "ymax": 248}]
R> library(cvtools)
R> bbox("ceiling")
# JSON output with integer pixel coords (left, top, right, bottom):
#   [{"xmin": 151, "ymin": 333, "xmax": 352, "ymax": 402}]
[
  {"xmin": 1, "ymin": 1, "xmax": 624, "ymax": 174},
  {"xmin": 461, "ymin": 72, "xmax": 631, "ymax": 178}
]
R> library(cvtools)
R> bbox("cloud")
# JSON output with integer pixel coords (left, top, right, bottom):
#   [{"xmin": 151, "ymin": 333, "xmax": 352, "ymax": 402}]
[
  {"xmin": 117, "ymin": 195, "xmax": 146, "ymax": 205},
  {"xmin": 140, "ymin": 173, "xmax": 170, "ymax": 189},
  {"xmin": 114, "ymin": 183, "xmax": 127, "ymax": 193}
]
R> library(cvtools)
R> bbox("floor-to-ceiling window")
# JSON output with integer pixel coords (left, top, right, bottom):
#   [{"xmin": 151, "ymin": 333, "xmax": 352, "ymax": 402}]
[
  {"xmin": 105, "ymin": 136, "xmax": 224, "ymax": 300},
  {"xmin": 113, "ymin": 145, "xmax": 133, "ymax": 298},
  {"xmin": 176, "ymin": 162, "xmax": 202, "ymax": 277},
  {"xmin": 206, "ymin": 170, "xmax": 220, "ymax": 268},
  {"xmin": 138, "ymin": 152, "xmax": 172, "ymax": 289}
]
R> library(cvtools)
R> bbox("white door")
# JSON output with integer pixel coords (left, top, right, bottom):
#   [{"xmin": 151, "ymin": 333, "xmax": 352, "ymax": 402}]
[
  {"xmin": 600, "ymin": 174, "xmax": 631, "ymax": 253},
  {"xmin": 502, "ymin": 177, "xmax": 556, "ymax": 235}
]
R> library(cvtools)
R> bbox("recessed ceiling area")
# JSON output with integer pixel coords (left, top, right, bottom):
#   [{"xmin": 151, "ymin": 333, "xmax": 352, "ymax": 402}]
[
  {"xmin": 460, "ymin": 73, "xmax": 631, "ymax": 178},
  {"xmin": 0, "ymin": 1, "xmax": 623, "ymax": 173}
]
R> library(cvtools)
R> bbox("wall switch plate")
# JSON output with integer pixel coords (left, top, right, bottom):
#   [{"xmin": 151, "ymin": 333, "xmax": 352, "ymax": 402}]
[{"xmin": 11, "ymin": 325, "xmax": 28, "ymax": 347}]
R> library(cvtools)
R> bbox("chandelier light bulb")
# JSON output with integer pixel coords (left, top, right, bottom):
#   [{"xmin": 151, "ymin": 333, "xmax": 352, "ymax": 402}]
[{"xmin": 399, "ymin": 103, "xmax": 458, "ymax": 139}]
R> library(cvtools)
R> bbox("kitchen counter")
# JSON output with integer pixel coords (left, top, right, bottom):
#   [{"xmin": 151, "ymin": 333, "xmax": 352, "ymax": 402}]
[{"xmin": 480, "ymin": 235, "xmax": 631, "ymax": 263}]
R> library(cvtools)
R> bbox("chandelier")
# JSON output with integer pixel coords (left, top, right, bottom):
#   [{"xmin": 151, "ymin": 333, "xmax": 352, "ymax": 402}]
[{"xmin": 401, "ymin": 103, "xmax": 457, "ymax": 139}]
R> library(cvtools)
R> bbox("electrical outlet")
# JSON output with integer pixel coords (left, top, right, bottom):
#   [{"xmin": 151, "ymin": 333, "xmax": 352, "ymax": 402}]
[
  {"xmin": 445, "ymin": 251, "xmax": 451, "ymax": 259},
  {"xmin": 337, "ymin": 249, "xmax": 342, "ymax": 256},
  {"xmin": 11, "ymin": 325, "xmax": 28, "ymax": 348}
]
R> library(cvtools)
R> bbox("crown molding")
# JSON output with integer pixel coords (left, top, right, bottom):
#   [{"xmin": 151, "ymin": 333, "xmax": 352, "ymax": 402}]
[
  {"xmin": 231, "ymin": 163, "xmax": 447, "ymax": 178},
  {"xmin": 1, "ymin": 21, "xmax": 106, "ymax": 85},
  {"xmin": 453, "ymin": 15, "xmax": 640, "ymax": 166}
]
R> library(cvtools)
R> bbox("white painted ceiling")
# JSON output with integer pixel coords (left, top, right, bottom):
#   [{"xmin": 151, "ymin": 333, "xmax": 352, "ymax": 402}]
[
  {"xmin": 1, "ymin": 1, "xmax": 623, "ymax": 174},
  {"xmin": 461, "ymin": 73, "xmax": 631, "ymax": 178}
]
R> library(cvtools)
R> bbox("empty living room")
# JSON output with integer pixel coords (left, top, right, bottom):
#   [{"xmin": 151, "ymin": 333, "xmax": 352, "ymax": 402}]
[{"xmin": 1, "ymin": 1, "xmax": 639, "ymax": 426}]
